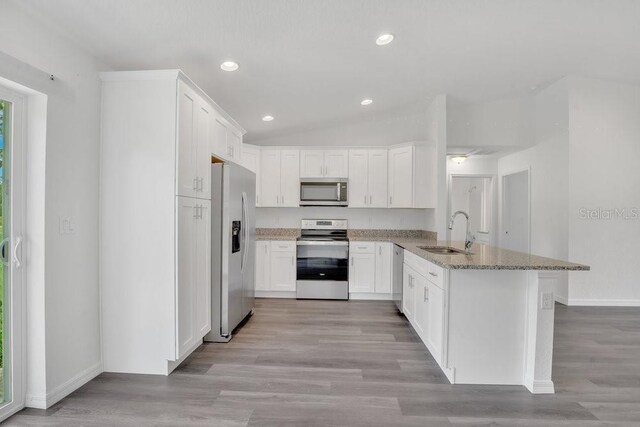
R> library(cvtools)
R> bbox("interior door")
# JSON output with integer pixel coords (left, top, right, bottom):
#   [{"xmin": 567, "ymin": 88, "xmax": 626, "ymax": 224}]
[
  {"xmin": 502, "ymin": 170, "xmax": 529, "ymax": 252},
  {"xmin": 0, "ymin": 90, "xmax": 26, "ymax": 422},
  {"xmin": 176, "ymin": 81, "xmax": 197, "ymax": 198},
  {"xmin": 348, "ymin": 150, "xmax": 368, "ymax": 208}
]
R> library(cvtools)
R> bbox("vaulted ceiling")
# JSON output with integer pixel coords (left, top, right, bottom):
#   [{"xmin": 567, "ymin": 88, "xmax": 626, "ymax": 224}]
[{"xmin": 13, "ymin": 0, "xmax": 640, "ymax": 142}]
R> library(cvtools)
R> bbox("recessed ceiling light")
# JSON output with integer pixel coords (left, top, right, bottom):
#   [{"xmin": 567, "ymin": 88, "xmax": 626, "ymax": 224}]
[
  {"xmin": 375, "ymin": 33, "xmax": 394, "ymax": 46},
  {"xmin": 220, "ymin": 61, "xmax": 239, "ymax": 72},
  {"xmin": 360, "ymin": 99, "xmax": 373, "ymax": 106},
  {"xmin": 262, "ymin": 115, "xmax": 274, "ymax": 122}
]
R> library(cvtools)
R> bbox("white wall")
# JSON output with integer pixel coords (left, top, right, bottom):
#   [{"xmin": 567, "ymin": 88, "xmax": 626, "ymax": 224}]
[
  {"xmin": 257, "ymin": 207, "xmax": 430, "ymax": 230},
  {"xmin": 567, "ymin": 77, "xmax": 640, "ymax": 305},
  {"xmin": 498, "ymin": 79, "xmax": 570, "ymax": 302},
  {"xmin": 427, "ymin": 95, "xmax": 448, "ymax": 237},
  {"xmin": 0, "ymin": 3, "xmax": 104, "ymax": 407},
  {"xmin": 448, "ymin": 95, "xmax": 535, "ymax": 150},
  {"xmin": 249, "ymin": 109, "xmax": 429, "ymax": 147}
]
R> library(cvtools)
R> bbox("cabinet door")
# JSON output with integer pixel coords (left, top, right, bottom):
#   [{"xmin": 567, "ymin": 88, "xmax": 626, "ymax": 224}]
[
  {"xmin": 195, "ymin": 200, "xmax": 212, "ymax": 338},
  {"xmin": 260, "ymin": 150, "xmax": 281, "ymax": 207},
  {"xmin": 374, "ymin": 243, "xmax": 392, "ymax": 293},
  {"xmin": 426, "ymin": 282, "xmax": 444, "ymax": 363},
  {"xmin": 300, "ymin": 150, "xmax": 325, "ymax": 178},
  {"xmin": 349, "ymin": 252, "xmax": 375, "ymax": 293},
  {"xmin": 270, "ymin": 251, "xmax": 296, "ymax": 291},
  {"xmin": 402, "ymin": 265, "xmax": 416, "ymax": 321},
  {"xmin": 177, "ymin": 82, "xmax": 198, "ymax": 198},
  {"xmin": 242, "ymin": 146, "xmax": 261, "ymax": 206},
  {"xmin": 211, "ymin": 117, "xmax": 228, "ymax": 159},
  {"xmin": 324, "ymin": 150, "xmax": 349, "ymax": 178},
  {"xmin": 255, "ymin": 241, "xmax": 271, "ymax": 291},
  {"xmin": 176, "ymin": 196, "xmax": 197, "ymax": 357},
  {"xmin": 388, "ymin": 146, "xmax": 413, "ymax": 208},
  {"xmin": 368, "ymin": 150, "xmax": 388, "ymax": 208},
  {"xmin": 348, "ymin": 150, "xmax": 368, "ymax": 208},
  {"xmin": 195, "ymin": 99, "xmax": 212, "ymax": 199},
  {"xmin": 228, "ymin": 131, "xmax": 242, "ymax": 161},
  {"xmin": 414, "ymin": 274, "xmax": 429, "ymax": 339},
  {"xmin": 280, "ymin": 150, "xmax": 300, "ymax": 207}
]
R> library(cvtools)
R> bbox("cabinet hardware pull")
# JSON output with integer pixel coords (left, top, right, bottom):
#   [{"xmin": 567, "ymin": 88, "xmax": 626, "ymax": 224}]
[
  {"xmin": 369, "ymin": 195, "xmax": 372, "ymax": 205},
  {"xmin": 424, "ymin": 287, "xmax": 428, "ymax": 302},
  {"xmin": 390, "ymin": 196, "xmax": 393, "ymax": 205},
  {"xmin": 193, "ymin": 206, "xmax": 198, "ymax": 218},
  {"xmin": 193, "ymin": 177, "xmax": 198, "ymax": 191},
  {"xmin": 429, "ymin": 272, "xmax": 438, "ymax": 277}
]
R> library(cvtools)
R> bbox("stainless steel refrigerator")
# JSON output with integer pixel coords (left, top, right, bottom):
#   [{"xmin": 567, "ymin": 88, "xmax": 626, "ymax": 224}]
[{"xmin": 205, "ymin": 162, "xmax": 256, "ymax": 342}]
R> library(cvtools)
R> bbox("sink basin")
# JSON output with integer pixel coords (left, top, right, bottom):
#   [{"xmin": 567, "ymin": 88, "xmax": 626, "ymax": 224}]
[{"xmin": 418, "ymin": 246, "xmax": 472, "ymax": 255}]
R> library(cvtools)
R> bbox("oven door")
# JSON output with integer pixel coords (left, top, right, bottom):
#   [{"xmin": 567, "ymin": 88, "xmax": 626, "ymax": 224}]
[
  {"xmin": 300, "ymin": 180, "xmax": 348, "ymax": 206},
  {"xmin": 296, "ymin": 242, "xmax": 348, "ymax": 281}
]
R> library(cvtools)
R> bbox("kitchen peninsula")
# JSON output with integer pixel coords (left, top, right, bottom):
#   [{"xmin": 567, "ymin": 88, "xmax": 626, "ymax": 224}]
[{"xmin": 257, "ymin": 228, "xmax": 589, "ymax": 394}]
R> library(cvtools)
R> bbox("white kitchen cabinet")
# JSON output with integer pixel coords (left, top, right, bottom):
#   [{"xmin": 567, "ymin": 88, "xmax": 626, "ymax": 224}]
[
  {"xmin": 375, "ymin": 243, "xmax": 392, "ymax": 293},
  {"xmin": 281, "ymin": 150, "xmax": 300, "ymax": 206},
  {"xmin": 228, "ymin": 130, "xmax": 242, "ymax": 161},
  {"xmin": 388, "ymin": 146, "xmax": 414, "ymax": 208},
  {"xmin": 402, "ymin": 264, "xmax": 416, "ymax": 320},
  {"xmin": 413, "ymin": 272, "xmax": 429, "ymax": 339},
  {"xmin": 241, "ymin": 144, "xmax": 261, "ymax": 205},
  {"xmin": 270, "ymin": 246, "xmax": 297, "ymax": 292},
  {"xmin": 426, "ymin": 281, "xmax": 444, "ymax": 363},
  {"xmin": 212, "ymin": 117, "xmax": 228, "ymax": 159},
  {"xmin": 177, "ymin": 197, "xmax": 212, "ymax": 358},
  {"xmin": 100, "ymin": 70, "xmax": 244, "ymax": 375},
  {"xmin": 300, "ymin": 149, "xmax": 348, "ymax": 178},
  {"xmin": 349, "ymin": 251, "xmax": 376, "ymax": 293},
  {"xmin": 259, "ymin": 149, "xmax": 300, "ymax": 207},
  {"xmin": 348, "ymin": 149, "xmax": 388, "ymax": 208},
  {"xmin": 388, "ymin": 144, "xmax": 437, "ymax": 208},
  {"xmin": 255, "ymin": 241, "xmax": 271, "ymax": 291}
]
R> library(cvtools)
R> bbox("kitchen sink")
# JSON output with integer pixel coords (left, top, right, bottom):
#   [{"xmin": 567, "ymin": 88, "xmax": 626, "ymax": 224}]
[{"xmin": 418, "ymin": 246, "xmax": 472, "ymax": 255}]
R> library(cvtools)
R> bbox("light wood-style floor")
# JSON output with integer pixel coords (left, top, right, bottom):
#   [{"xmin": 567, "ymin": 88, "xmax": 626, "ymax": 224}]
[{"xmin": 6, "ymin": 299, "xmax": 640, "ymax": 426}]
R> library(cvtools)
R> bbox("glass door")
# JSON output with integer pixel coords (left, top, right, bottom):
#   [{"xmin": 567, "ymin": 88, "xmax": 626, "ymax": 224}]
[{"xmin": 0, "ymin": 87, "xmax": 25, "ymax": 421}]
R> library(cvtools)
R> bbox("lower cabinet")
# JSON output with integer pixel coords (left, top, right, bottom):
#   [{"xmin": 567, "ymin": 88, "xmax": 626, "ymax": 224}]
[
  {"xmin": 349, "ymin": 242, "xmax": 393, "ymax": 297},
  {"xmin": 403, "ymin": 255, "xmax": 445, "ymax": 365},
  {"xmin": 255, "ymin": 240, "xmax": 296, "ymax": 294},
  {"xmin": 176, "ymin": 197, "xmax": 212, "ymax": 359}
]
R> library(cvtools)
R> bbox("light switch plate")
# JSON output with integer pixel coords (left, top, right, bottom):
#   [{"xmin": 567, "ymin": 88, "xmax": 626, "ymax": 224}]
[{"xmin": 541, "ymin": 292, "xmax": 554, "ymax": 310}]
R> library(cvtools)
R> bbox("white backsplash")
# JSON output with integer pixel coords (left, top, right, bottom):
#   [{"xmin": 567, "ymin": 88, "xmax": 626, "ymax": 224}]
[{"xmin": 256, "ymin": 207, "xmax": 433, "ymax": 230}]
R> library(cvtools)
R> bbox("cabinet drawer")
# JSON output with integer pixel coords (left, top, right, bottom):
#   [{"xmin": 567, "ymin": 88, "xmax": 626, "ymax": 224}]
[
  {"xmin": 270, "ymin": 241, "xmax": 296, "ymax": 252},
  {"xmin": 350, "ymin": 242, "xmax": 375, "ymax": 254},
  {"xmin": 426, "ymin": 262, "xmax": 444, "ymax": 289}
]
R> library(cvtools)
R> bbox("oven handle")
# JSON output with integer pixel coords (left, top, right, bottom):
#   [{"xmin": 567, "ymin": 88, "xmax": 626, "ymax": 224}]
[{"xmin": 296, "ymin": 240, "xmax": 349, "ymax": 246}]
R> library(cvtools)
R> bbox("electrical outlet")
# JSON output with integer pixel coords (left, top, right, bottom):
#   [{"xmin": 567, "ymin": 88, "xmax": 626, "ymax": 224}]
[{"xmin": 541, "ymin": 292, "xmax": 554, "ymax": 310}]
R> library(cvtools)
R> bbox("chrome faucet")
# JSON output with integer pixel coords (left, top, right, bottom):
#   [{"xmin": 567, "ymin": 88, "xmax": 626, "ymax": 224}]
[{"xmin": 448, "ymin": 210, "xmax": 476, "ymax": 252}]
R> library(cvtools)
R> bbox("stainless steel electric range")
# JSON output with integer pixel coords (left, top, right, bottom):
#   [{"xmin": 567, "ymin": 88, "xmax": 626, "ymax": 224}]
[{"xmin": 296, "ymin": 219, "xmax": 349, "ymax": 300}]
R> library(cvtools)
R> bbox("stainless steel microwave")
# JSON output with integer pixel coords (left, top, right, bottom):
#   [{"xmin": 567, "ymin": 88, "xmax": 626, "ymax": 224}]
[{"xmin": 299, "ymin": 178, "xmax": 348, "ymax": 206}]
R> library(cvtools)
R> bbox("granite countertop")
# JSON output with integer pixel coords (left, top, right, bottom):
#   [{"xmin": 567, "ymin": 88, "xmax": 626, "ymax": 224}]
[
  {"xmin": 393, "ymin": 238, "xmax": 590, "ymax": 271},
  {"xmin": 255, "ymin": 228, "xmax": 589, "ymax": 271}
]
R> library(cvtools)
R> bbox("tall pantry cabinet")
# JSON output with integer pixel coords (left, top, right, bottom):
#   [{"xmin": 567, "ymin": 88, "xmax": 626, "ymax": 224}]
[{"xmin": 100, "ymin": 70, "xmax": 246, "ymax": 375}]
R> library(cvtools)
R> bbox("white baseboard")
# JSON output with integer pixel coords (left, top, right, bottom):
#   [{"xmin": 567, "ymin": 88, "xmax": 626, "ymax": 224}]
[
  {"xmin": 348, "ymin": 293, "xmax": 392, "ymax": 301},
  {"xmin": 554, "ymin": 295, "xmax": 568, "ymax": 305},
  {"xmin": 568, "ymin": 298, "xmax": 640, "ymax": 307},
  {"xmin": 524, "ymin": 378, "xmax": 555, "ymax": 394},
  {"xmin": 26, "ymin": 361, "xmax": 103, "ymax": 409},
  {"xmin": 255, "ymin": 291, "xmax": 296, "ymax": 299}
]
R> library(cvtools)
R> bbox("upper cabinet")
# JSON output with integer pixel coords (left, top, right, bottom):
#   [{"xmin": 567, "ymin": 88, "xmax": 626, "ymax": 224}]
[
  {"xmin": 348, "ymin": 149, "xmax": 388, "ymax": 208},
  {"xmin": 300, "ymin": 149, "xmax": 348, "ymax": 178},
  {"xmin": 241, "ymin": 144, "xmax": 261, "ymax": 205},
  {"xmin": 211, "ymin": 116, "xmax": 243, "ymax": 163},
  {"xmin": 388, "ymin": 144, "xmax": 436, "ymax": 208},
  {"xmin": 260, "ymin": 149, "xmax": 300, "ymax": 207}
]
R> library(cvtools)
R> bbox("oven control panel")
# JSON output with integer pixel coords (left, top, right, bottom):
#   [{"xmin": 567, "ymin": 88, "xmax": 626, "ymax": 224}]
[{"xmin": 301, "ymin": 219, "xmax": 348, "ymax": 230}]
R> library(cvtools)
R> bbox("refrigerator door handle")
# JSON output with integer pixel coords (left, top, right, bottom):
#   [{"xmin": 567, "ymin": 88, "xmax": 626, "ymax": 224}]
[{"xmin": 241, "ymin": 191, "xmax": 248, "ymax": 272}]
